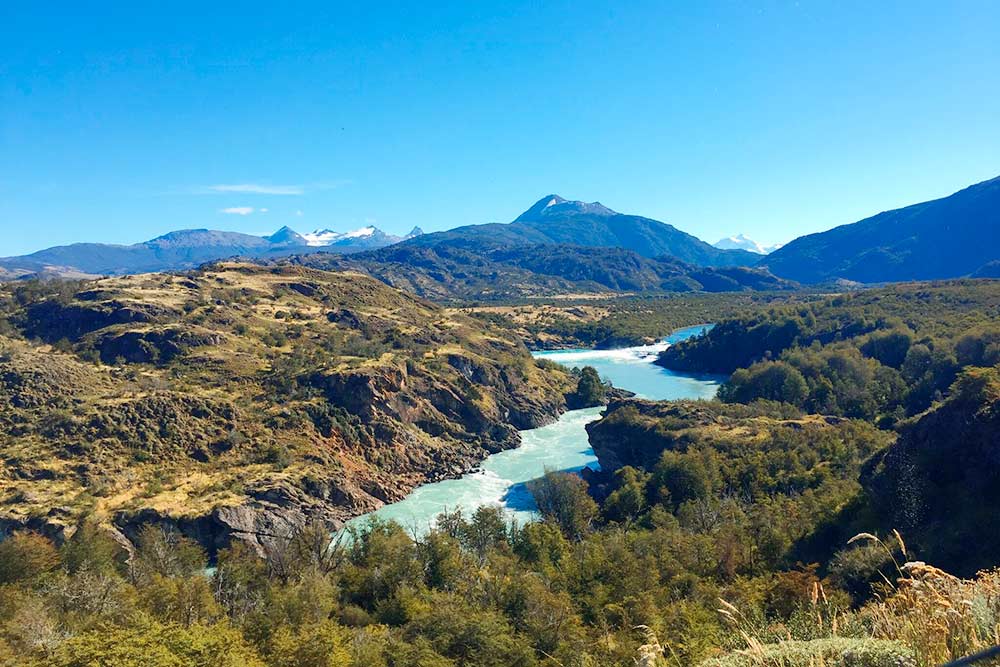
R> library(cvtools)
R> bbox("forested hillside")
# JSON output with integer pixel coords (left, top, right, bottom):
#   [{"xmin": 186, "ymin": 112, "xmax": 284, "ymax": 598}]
[
  {"xmin": 288, "ymin": 241, "xmax": 794, "ymax": 303},
  {"xmin": 659, "ymin": 280, "xmax": 1000, "ymax": 424}
]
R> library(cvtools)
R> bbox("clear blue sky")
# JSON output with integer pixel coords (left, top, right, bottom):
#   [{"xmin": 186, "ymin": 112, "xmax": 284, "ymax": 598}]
[{"xmin": 1, "ymin": 1, "xmax": 998, "ymax": 256}]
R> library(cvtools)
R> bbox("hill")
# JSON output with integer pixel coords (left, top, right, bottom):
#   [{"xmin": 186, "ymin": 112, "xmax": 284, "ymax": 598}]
[
  {"xmin": 407, "ymin": 195, "xmax": 760, "ymax": 266},
  {"xmin": 292, "ymin": 241, "xmax": 795, "ymax": 302},
  {"xmin": 763, "ymin": 175, "xmax": 1000, "ymax": 283},
  {"xmin": 865, "ymin": 365, "xmax": 1000, "ymax": 575},
  {"xmin": 0, "ymin": 263, "xmax": 580, "ymax": 554}
]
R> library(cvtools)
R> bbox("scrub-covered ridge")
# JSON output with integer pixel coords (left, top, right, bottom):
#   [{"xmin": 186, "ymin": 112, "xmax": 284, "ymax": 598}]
[{"xmin": 0, "ymin": 263, "xmax": 579, "ymax": 554}]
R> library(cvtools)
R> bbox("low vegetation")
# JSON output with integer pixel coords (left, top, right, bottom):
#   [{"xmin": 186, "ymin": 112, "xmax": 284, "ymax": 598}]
[
  {"xmin": 461, "ymin": 291, "xmax": 794, "ymax": 349},
  {"xmin": 1, "ymin": 276, "xmax": 998, "ymax": 665},
  {"xmin": 0, "ymin": 263, "xmax": 576, "ymax": 550}
]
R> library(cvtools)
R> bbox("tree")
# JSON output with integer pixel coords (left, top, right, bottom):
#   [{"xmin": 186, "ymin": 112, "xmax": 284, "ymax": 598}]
[
  {"xmin": 131, "ymin": 525, "xmax": 207, "ymax": 582},
  {"xmin": 459, "ymin": 505, "xmax": 509, "ymax": 565},
  {"xmin": 719, "ymin": 361, "xmax": 808, "ymax": 406},
  {"xmin": 527, "ymin": 470, "xmax": 598, "ymax": 539},
  {"xmin": 60, "ymin": 518, "xmax": 126, "ymax": 575},
  {"xmin": 570, "ymin": 366, "xmax": 606, "ymax": 408},
  {"xmin": 860, "ymin": 329, "xmax": 912, "ymax": 368},
  {"xmin": 602, "ymin": 466, "xmax": 650, "ymax": 524},
  {"xmin": 0, "ymin": 532, "xmax": 59, "ymax": 584},
  {"xmin": 268, "ymin": 621, "xmax": 351, "ymax": 667},
  {"xmin": 649, "ymin": 450, "xmax": 713, "ymax": 510}
]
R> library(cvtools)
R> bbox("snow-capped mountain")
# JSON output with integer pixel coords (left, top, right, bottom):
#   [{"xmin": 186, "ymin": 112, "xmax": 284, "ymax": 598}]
[
  {"xmin": 0, "ymin": 225, "xmax": 421, "ymax": 278},
  {"xmin": 714, "ymin": 234, "xmax": 783, "ymax": 255},
  {"xmin": 302, "ymin": 226, "xmax": 377, "ymax": 246},
  {"xmin": 297, "ymin": 225, "xmax": 422, "ymax": 250}
]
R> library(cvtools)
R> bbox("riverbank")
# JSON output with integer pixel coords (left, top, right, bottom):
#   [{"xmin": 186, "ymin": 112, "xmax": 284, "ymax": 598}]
[{"xmin": 344, "ymin": 326, "xmax": 722, "ymax": 534}]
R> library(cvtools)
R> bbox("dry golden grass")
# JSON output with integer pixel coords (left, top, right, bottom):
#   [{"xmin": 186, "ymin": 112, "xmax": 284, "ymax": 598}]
[
  {"xmin": 710, "ymin": 532, "xmax": 1000, "ymax": 667},
  {"xmin": 862, "ymin": 560, "xmax": 1000, "ymax": 666}
]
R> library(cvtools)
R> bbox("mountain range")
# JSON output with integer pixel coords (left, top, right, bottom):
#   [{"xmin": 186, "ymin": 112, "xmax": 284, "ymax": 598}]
[
  {"xmin": 3, "ymin": 176, "xmax": 1000, "ymax": 287},
  {"xmin": 283, "ymin": 197, "xmax": 793, "ymax": 299},
  {"xmin": 407, "ymin": 195, "xmax": 760, "ymax": 267},
  {"xmin": 0, "ymin": 225, "xmax": 422, "ymax": 279},
  {"xmin": 291, "ymin": 241, "xmax": 796, "ymax": 301},
  {"xmin": 763, "ymin": 175, "xmax": 1000, "ymax": 283}
]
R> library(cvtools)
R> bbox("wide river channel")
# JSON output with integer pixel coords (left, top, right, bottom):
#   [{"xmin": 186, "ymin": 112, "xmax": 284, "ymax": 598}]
[{"xmin": 344, "ymin": 324, "xmax": 721, "ymax": 533}]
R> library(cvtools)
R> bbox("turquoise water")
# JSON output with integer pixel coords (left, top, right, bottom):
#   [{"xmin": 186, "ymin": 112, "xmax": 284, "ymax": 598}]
[
  {"xmin": 533, "ymin": 324, "xmax": 720, "ymax": 401},
  {"xmin": 343, "ymin": 324, "xmax": 721, "ymax": 533}
]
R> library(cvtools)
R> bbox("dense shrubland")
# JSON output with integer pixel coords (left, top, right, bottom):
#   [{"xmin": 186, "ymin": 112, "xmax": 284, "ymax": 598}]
[
  {"xmin": 661, "ymin": 281, "xmax": 1000, "ymax": 426},
  {"xmin": 1, "ymin": 278, "xmax": 998, "ymax": 666},
  {"xmin": 3, "ymin": 451, "xmax": 998, "ymax": 667}
]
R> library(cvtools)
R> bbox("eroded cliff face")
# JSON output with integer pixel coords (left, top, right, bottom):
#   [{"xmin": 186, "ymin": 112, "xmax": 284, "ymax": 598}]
[
  {"xmin": 0, "ymin": 263, "xmax": 577, "ymax": 556},
  {"xmin": 864, "ymin": 367, "xmax": 1000, "ymax": 575}
]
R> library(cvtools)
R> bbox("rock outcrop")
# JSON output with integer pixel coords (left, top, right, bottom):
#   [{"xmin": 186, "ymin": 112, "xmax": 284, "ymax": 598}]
[
  {"xmin": 863, "ymin": 366, "xmax": 1000, "ymax": 575},
  {"xmin": 0, "ymin": 263, "xmax": 577, "ymax": 557}
]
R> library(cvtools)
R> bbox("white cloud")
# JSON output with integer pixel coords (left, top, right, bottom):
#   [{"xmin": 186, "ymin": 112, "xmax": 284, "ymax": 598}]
[
  {"xmin": 196, "ymin": 180, "xmax": 352, "ymax": 196},
  {"xmin": 259, "ymin": 208, "xmax": 269, "ymax": 213},
  {"xmin": 295, "ymin": 210, "xmax": 304, "ymax": 217},
  {"xmin": 220, "ymin": 206, "xmax": 255, "ymax": 215},
  {"xmin": 205, "ymin": 184, "xmax": 304, "ymax": 195}
]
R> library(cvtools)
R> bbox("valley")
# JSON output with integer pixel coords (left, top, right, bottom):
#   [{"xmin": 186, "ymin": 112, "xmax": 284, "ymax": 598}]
[
  {"xmin": 344, "ymin": 325, "xmax": 721, "ymax": 533},
  {"xmin": 4, "ymin": 6, "xmax": 998, "ymax": 664},
  {"xmin": 1, "ymin": 258, "xmax": 999, "ymax": 666}
]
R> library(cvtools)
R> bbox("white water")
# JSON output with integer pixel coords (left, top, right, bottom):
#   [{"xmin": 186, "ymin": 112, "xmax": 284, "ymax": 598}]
[{"xmin": 344, "ymin": 324, "xmax": 720, "ymax": 534}]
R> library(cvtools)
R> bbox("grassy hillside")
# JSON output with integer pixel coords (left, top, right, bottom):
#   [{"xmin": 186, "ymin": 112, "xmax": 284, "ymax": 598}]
[{"xmin": 0, "ymin": 263, "xmax": 576, "ymax": 553}]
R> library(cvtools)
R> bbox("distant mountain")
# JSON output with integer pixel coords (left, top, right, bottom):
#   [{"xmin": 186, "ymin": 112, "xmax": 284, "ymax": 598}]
[
  {"xmin": 407, "ymin": 195, "xmax": 759, "ymax": 267},
  {"xmin": 0, "ymin": 224, "xmax": 413, "ymax": 278},
  {"xmin": 301, "ymin": 225, "xmax": 422, "ymax": 248},
  {"xmin": 714, "ymin": 234, "xmax": 782, "ymax": 255},
  {"xmin": 973, "ymin": 261, "xmax": 1000, "ymax": 279},
  {"xmin": 763, "ymin": 176, "xmax": 1000, "ymax": 284},
  {"xmin": 290, "ymin": 240, "xmax": 796, "ymax": 302}
]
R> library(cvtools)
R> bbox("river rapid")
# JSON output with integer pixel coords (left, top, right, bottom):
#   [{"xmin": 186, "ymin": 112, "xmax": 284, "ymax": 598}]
[{"xmin": 344, "ymin": 324, "xmax": 720, "ymax": 533}]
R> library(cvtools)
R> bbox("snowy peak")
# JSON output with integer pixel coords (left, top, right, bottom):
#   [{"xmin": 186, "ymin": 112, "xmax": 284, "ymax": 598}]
[
  {"xmin": 515, "ymin": 194, "xmax": 617, "ymax": 222},
  {"xmin": 301, "ymin": 229, "xmax": 343, "ymax": 246},
  {"xmin": 714, "ymin": 234, "xmax": 782, "ymax": 255},
  {"xmin": 300, "ymin": 226, "xmax": 378, "ymax": 246},
  {"xmin": 267, "ymin": 226, "xmax": 308, "ymax": 246}
]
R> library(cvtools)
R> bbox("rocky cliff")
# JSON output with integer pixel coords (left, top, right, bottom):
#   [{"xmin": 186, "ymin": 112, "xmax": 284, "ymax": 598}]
[
  {"xmin": 0, "ymin": 263, "xmax": 577, "ymax": 556},
  {"xmin": 863, "ymin": 366, "xmax": 1000, "ymax": 575}
]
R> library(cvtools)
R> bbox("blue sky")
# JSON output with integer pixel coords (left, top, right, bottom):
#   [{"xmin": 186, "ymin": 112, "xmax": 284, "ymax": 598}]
[{"xmin": 1, "ymin": 1, "xmax": 998, "ymax": 257}]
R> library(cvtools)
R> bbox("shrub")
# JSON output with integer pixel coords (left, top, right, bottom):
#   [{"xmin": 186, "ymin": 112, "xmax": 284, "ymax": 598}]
[
  {"xmin": 0, "ymin": 532, "xmax": 60, "ymax": 584},
  {"xmin": 699, "ymin": 638, "xmax": 916, "ymax": 667}
]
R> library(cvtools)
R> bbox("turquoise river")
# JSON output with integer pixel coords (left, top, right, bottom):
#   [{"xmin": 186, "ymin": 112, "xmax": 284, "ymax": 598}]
[{"xmin": 345, "ymin": 324, "xmax": 721, "ymax": 533}]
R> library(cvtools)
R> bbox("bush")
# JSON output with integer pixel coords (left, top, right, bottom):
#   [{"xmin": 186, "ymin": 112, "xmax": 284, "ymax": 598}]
[
  {"xmin": 719, "ymin": 362, "xmax": 808, "ymax": 406},
  {"xmin": 699, "ymin": 638, "xmax": 916, "ymax": 667},
  {"xmin": 527, "ymin": 470, "xmax": 598, "ymax": 539},
  {"xmin": 0, "ymin": 532, "xmax": 59, "ymax": 584}
]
